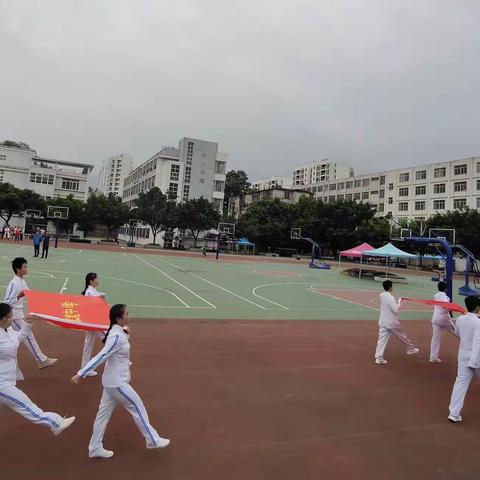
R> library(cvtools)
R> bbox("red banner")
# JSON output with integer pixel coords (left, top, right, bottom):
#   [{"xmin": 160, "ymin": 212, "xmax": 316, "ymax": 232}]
[
  {"xmin": 401, "ymin": 297, "xmax": 466, "ymax": 314},
  {"xmin": 25, "ymin": 291, "xmax": 110, "ymax": 331}
]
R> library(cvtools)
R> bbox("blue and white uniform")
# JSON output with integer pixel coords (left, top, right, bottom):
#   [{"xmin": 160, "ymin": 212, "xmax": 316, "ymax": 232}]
[
  {"xmin": 0, "ymin": 322, "xmax": 63, "ymax": 433},
  {"xmin": 78, "ymin": 324, "xmax": 166, "ymax": 454},
  {"xmin": 4, "ymin": 276, "xmax": 47, "ymax": 364},
  {"xmin": 81, "ymin": 286, "xmax": 107, "ymax": 369}
]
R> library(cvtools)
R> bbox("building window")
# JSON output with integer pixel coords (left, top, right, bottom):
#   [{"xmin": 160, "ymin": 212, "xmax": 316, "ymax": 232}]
[
  {"xmin": 379, "ymin": 190, "xmax": 385, "ymax": 199},
  {"xmin": 415, "ymin": 170, "xmax": 427, "ymax": 180},
  {"xmin": 380, "ymin": 176, "xmax": 385, "ymax": 185},
  {"xmin": 454, "ymin": 164, "xmax": 467, "ymax": 175},
  {"xmin": 415, "ymin": 185, "xmax": 426, "ymax": 196},
  {"xmin": 170, "ymin": 164, "xmax": 180, "ymax": 181},
  {"xmin": 0, "ymin": 154, "xmax": 6, "ymax": 161},
  {"xmin": 353, "ymin": 192, "xmax": 361, "ymax": 200},
  {"xmin": 30, "ymin": 173, "xmax": 55, "ymax": 185},
  {"xmin": 433, "ymin": 183, "xmax": 446, "ymax": 194},
  {"xmin": 388, "ymin": 183, "xmax": 394, "ymax": 190},
  {"xmin": 398, "ymin": 202, "xmax": 409, "ymax": 211},
  {"xmin": 399, "ymin": 173, "xmax": 409, "ymax": 182},
  {"xmin": 399, "ymin": 187, "xmax": 409, "ymax": 197},
  {"xmin": 378, "ymin": 203, "xmax": 384, "ymax": 212},
  {"xmin": 434, "ymin": 167, "xmax": 446, "ymax": 178},
  {"xmin": 345, "ymin": 194, "xmax": 352, "ymax": 201},
  {"xmin": 328, "ymin": 196, "xmax": 335, "ymax": 203},
  {"xmin": 329, "ymin": 184, "xmax": 337, "ymax": 191},
  {"xmin": 477, "ymin": 162, "xmax": 480, "ymax": 174},
  {"xmin": 361, "ymin": 191, "xmax": 369, "ymax": 200},
  {"xmin": 183, "ymin": 185, "xmax": 190, "ymax": 201},
  {"xmin": 388, "ymin": 197, "xmax": 393, "ymax": 204},
  {"xmin": 214, "ymin": 180, "xmax": 225, "ymax": 192},
  {"xmin": 283, "ymin": 191, "xmax": 293, "ymax": 200},
  {"xmin": 362, "ymin": 179, "xmax": 369, "ymax": 187},
  {"xmin": 61, "ymin": 178, "xmax": 79, "ymax": 191},
  {"xmin": 215, "ymin": 161, "xmax": 226, "ymax": 174},
  {"xmin": 477, "ymin": 179, "xmax": 480, "ymax": 191},
  {"xmin": 337, "ymin": 182, "xmax": 345, "ymax": 190},
  {"xmin": 415, "ymin": 201, "xmax": 426, "ymax": 211},
  {"xmin": 433, "ymin": 200, "xmax": 445, "ymax": 210},
  {"xmin": 346, "ymin": 181, "xmax": 353, "ymax": 189},
  {"xmin": 0, "ymin": 170, "xmax": 3, "ymax": 181},
  {"xmin": 336, "ymin": 195, "xmax": 344, "ymax": 201},
  {"xmin": 476, "ymin": 197, "xmax": 480, "ymax": 209},
  {"xmin": 317, "ymin": 185, "xmax": 323, "ymax": 192},
  {"xmin": 184, "ymin": 166, "xmax": 191, "ymax": 184},
  {"xmin": 168, "ymin": 182, "xmax": 178, "ymax": 199},
  {"xmin": 454, "ymin": 181, "xmax": 467, "ymax": 192},
  {"xmin": 453, "ymin": 198, "xmax": 467, "ymax": 209},
  {"xmin": 371, "ymin": 176, "xmax": 379, "ymax": 182},
  {"xmin": 354, "ymin": 180, "xmax": 361, "ymax": 188}
]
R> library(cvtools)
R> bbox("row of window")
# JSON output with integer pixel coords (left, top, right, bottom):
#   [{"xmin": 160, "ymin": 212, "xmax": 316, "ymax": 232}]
[
  {"xmin": 124, "ymin": 159, "xmax": 157, "ymax": 186},
  {"xmin": 123, "ymin": 175, "xmax": 155, "ymax": 198},
  {"xmin": 30, "ymin": 173, "xmax": 54, "ymax": 185},
  {"xmin": 170, "ymin": 164, "xmax": 180, "ymax": 181},
  {"xmin": 118, "ymin": 225, "xmax": 151, "ymax": 239}
]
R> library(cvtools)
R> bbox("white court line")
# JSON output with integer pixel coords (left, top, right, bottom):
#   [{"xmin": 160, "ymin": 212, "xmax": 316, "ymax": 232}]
[
  {"xmin": 129, "ymin": 304, "xmax": 213, "ymax": 309},
  {"xmin": 60, "ymin": 277, "xmax": 69, "ymax": 293},
  {"xmin": 78, "ymin": 250, "xmax": 82, "ymax": 255},
  {"xmin": 153, "ymin": 256, "xmax": 266, "ymax": 310},
  {"xmin": 308, "ymin": 286, "xmax": 380, "ymax": 312},
  {"xmin": 134, "ymin": 254, "xmax": 216, "ymax": 309},
  {"xmin": 252, "ymin": 284, "xmax": 289, "ymax": 310}
]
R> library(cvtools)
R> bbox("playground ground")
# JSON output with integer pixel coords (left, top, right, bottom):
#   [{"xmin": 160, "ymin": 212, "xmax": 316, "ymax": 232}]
[{"xmin": 1, "ymin": 240, "xmax": 479, "ymax": 479}]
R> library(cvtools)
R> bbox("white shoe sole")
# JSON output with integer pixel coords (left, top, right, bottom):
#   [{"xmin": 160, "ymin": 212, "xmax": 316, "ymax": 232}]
[{"xmin": 147, "ymin": 439, "xmax": 170, "ymax": 449}]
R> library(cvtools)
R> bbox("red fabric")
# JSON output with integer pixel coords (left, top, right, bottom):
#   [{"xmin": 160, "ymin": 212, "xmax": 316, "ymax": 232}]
[
  {"xmin": 401, "ymin": 297, "xmax": 466, "ymax": 314},
  {"xmin": 25, "ymin": 290, "xmax": 110, "ymax": 331}
]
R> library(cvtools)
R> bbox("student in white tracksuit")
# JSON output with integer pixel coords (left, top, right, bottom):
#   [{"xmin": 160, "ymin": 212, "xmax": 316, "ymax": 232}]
[
  {"xmin": 0, "ymin": 302, "xmax": 75, "ymax": 435},
  {"xmin": 448, "ymin": 296, "xmax": 480, "ymax": 423},
  {"xmin": 4, "ymin": 257, "xmax": 57, "ymax": 369},
  {"xmin": 430, "ymin": 281, "xmax": 457, "ymax": 363},
  {"xmin": 71, "ymin": 304, "xmax": 170, "ymax": 459},
  {"xmin": 374, "ymin": 280, "xmax": 420, "ymax": 365},
  {"xmin": 80, "ymin": 273, "xmax": 107, "ymax": 376}
]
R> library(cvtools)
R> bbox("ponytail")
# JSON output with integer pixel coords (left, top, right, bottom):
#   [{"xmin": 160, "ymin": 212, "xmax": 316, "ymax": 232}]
[
  {"xmin": 103, "ymin": 303, "xmax": 126, "ymax": 343},
  {"xmin": 82, "ymin": 272, "xmax": 97, "ymax": 296}
]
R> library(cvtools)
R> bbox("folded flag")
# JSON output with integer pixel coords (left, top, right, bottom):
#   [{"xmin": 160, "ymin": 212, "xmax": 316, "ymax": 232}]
[
  {"xmin": 401, "ymin": 297, "xmax": 466, "ymax": 314},
  {"xmin": 25, "ymin": 290, "xmax": 109, "ymax": 331}
]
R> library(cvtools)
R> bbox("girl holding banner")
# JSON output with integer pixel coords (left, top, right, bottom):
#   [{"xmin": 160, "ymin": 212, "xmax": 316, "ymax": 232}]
[
  {"xmin": 0, "ymin": 303, "xmax": 75, "ymax": 435},
  {"xmin": 71, "ymin": 304, "xmax": 170, "ymax": 459}
]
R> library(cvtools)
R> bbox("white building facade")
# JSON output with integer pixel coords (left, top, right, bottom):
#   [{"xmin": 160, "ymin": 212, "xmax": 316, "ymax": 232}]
[
  {"xmin": 0, "ymin": 144, "xmax": 93, "ymax": 201},
  {"xmin": 251, "ymin": 176, "xmax": 293, "ymax": 191},
  {"xmin": 293, "ymin": 160, "xmax": 354, "ymax": 187},
  {"xmin": 304, "ymin": 156, "xmax": 480, "ymax": 221},
  {"xmin": 98, "ymin": 153, "xmax": 133, "ymax": 197}
]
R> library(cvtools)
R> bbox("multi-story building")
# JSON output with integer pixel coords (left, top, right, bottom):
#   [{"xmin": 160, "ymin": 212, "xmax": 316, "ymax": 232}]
[
  {"xmin": 0, "ymin": 143, "xmax": 93, "ymax": 201},
  {"xmin": 229, "ymin": 187, "xmax": 312, "ymax": 219},
  {"xmin": 293, "ymin": 160, "xmax": 354, "ymax": 187},
  {"xmin": 305, "ymin": 156, "xmax": 480, "ymax": 221},
  {"xmin": 122, "ymin": 137, "xmax": 227, "ymax": 211},
  {"xmin": 97, "ymin": 153, "xmax": 133, "ymax": 197},
  {"xmin": 251, "ymin": 176, "xmax": 293, "ymax": 191}
]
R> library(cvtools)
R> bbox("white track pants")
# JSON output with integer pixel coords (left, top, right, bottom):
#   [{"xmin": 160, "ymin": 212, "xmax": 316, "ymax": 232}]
[
  {"xmin": 0, "ymin": 384, "xmax": 62, "ymax": 433},
  {"xmin": 375, "ymin": 326, "xmax": 415, "ymax": 359},
  {"xmin": 89, "ymin": 384, "xmax": 162, "ymax": 453},
  {"xmin": 11, "ymin": 315, "xmax": 47, "ymax": 365},
  {"xmin": 81, "ymin": 331, "xmax": 105, "ymax": 368},
  {"xmin": 430, "ymin": 322, "xmax": 457, "ymax": 361},
  {"xmin": 449, "ymin": 359, "xmax": 479, "ymax": 418}
]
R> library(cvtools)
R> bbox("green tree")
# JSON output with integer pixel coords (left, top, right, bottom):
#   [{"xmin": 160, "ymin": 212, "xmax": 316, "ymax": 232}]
[
  {"xmin": 92, "ymin": 193, "xmax": 131, "ymax": 240},
  {"xmin": 223, "ymin": 170, "xmax": 250, "ymax": 215},
  {"xmin": 0, "ymin": 183, "xmax": 45, "ymax": 225},
  {"xmin": 177, "ymin": 198, "xmax": 221, "ymax": 246},
  {"xmin": 48, "ymin": 195, "xmax": 84, "ymax": 234},
  {"xmin": 0, "ymin": 140, "xmax": 30, "ymax": 149},
  {"xmin": 76, "ymin": 196, "xmax": 98, "ymax": 239},
  {"xmin": 134, "ymin": 187, "xmax": 168, "ymax": 244}
]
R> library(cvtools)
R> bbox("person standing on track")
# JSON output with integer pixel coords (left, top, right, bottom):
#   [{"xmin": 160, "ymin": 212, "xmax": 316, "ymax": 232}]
[
  {"xmin": 71, "ymin": 304, "xmax": 170, "ymax": 459},
  {"xmin": 41, "ymin": 231, "xmax": 50, "ymax": 259},
  {"xmin": 32, "ymin": 230, "xmax": 42, "ymax": 257},
  {"xmin": 80, "ymin": 273, "xmax": 107, "ymax": 376},
  {"xmin": 374, "ymin": 280, "xmax": 420, "ymax": 365},
  {"xmin": 448, "ymin": 296, "xmax": 480, "ymax": 423},
  {"xmin": 0, "ymin": 303, "xmax": 75, "ymax": 435},
  {"xmin": 4, "ymin": 257, "xmax": 57, "ymax": 369},
  {"xmin": 430, "ymin": 281, "xmax": 457, "ymax": 363}
]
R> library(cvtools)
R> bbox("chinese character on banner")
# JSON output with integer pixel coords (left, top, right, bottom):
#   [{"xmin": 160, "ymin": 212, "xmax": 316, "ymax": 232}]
[{"xmin": 25, "ymin": 291, "xmax": 110, "ymax": 331}]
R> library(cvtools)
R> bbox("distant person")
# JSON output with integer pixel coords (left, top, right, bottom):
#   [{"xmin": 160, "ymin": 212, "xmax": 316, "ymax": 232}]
[
  {"xmin": 202, "ymin": 245, "xmax": 207, "ymax": 256},
  {"xmin": 41, "ymin": 231, "xmax": 50, "ymax": 259},
  {"xmin": 4, "ymin": 225, "xmax": 10, "ymax": 240},
  {"xmin": 430, "ymin": 281, "xmax": 457, "ymax": 363},
  {"xmin": 32, "ymin": 230, "xmax": 42, "ymax": 257},
  {"xmin": 19, "ymin": 227, "xmax": 23, "ymax": 242},
  {"xmin": 374, "ymin": 280, "xmax": 419, "ymax": 365},
  {"xmin": 4, "ymin": 257, "xmax": 57, "ymax": 369},
  {"xmin": 448, "ymin": 296, "xmax": 480, "ymax": 423}
]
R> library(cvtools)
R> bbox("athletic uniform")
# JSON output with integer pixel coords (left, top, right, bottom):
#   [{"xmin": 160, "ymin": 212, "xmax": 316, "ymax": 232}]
[
  {"xmin": 81, "ymin": 286, "xmax": 107, "ymax": 373},
  {"xmin": 0, "ymin": 322, "xmax": 64, "ymax": 433},
  {"xmin": 4, "ymin": 276, "xmax": 48, "ymax": 365},
  {"xmin": 430, "ymin": 291, "xmax": 456, "ymax": 362},
  {"xmin": 78, "ymin": 325, "xmax": 169, "ymax": 456}
]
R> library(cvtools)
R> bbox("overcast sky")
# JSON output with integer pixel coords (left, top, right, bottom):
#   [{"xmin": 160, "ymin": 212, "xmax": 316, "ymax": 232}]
[{"xmin": 1, "ymin": 0, "xmax": 479, "ymax": 182}]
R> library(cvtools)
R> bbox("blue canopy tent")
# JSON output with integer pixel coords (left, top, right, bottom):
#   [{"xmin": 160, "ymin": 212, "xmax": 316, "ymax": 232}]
[
  {"xmin": 360, "ymin": 243, "xmax": 418, "ymax": 280},
  {"xmin": 235, "ymin": 237, "xmax": 255, "ymax": 255}
]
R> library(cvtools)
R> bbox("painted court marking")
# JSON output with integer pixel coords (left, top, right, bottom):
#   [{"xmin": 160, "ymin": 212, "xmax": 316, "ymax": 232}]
[{"xmin": 60, "ymin": 277, "xmax": 69, "ymax": 293}]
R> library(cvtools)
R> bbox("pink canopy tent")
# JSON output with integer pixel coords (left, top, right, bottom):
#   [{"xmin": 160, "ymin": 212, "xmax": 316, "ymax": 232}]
[{"xmin": 339, "ymin": 243, "xmax": 374, "ymax": 258}]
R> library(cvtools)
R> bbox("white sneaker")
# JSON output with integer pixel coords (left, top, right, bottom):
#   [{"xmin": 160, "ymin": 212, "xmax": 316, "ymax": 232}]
[
  {"xmin": 448, "ymin": 414, "xmax": 462, "ymax": 423},
  {"xmin": 429, "ymin": 358, "xmax": 442, "ymax": 363},
  {"xmin": 407, "ymin": 348, "xmax": 420, "ymax": 355},
  {"xmin": 89, "ymin": 448, "xmax": 114, "ymax": 459},
  {"xmin": 39, "ymin": 358, "xmax": 58, "ymax": 369},
  {"xmin": 147, "ymin": 437, "xmax": 170, "ymax": 449},
  {"xmin": 375, "ymin": 358, "xmax": 388, "ymax": 365},
  {"xmin": 54, "ymin": 416, "xmax": 76, "ymax": 435},
  {"xmin": 85, "ymin": 371, "xmax": 98, "ymax": 377}
]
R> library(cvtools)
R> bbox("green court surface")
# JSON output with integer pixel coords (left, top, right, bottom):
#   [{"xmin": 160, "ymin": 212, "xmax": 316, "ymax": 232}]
[{"xmin": 0, "ymin": 243, "xmax": 463, "ymax": 321}]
